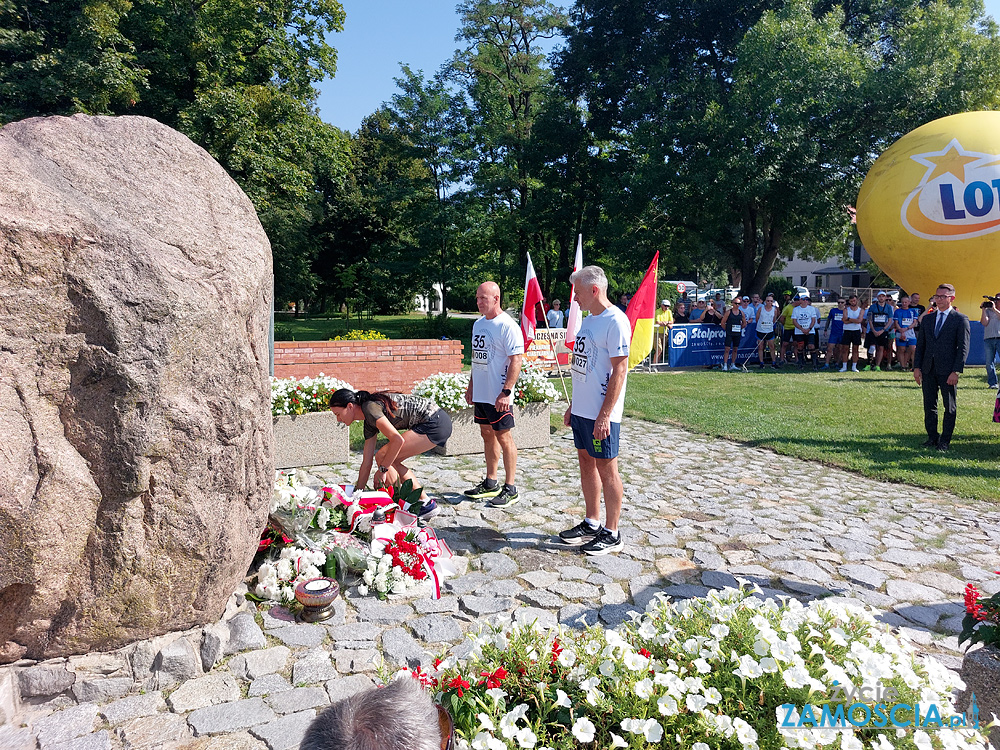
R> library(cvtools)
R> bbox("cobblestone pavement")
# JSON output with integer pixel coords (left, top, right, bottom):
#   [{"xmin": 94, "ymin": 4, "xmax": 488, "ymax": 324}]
[{"xmin": 3, "ymin": 420, "xmax": 999, "ymax": 749}]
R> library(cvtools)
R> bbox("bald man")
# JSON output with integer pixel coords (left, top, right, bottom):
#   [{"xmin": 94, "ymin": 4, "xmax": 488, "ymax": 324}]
[{"xmin": 463, "ymin": 282, "xmax": 524, "ymax": 507}]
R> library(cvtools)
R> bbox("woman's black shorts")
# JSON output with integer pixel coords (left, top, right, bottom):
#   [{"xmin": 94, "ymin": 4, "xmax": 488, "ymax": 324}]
[{"xmin": 411, "ymin": 409, "xmax": 453, "ymax": 447}]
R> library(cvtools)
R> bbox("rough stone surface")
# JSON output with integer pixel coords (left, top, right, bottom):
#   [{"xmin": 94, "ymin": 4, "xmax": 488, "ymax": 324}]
[
  {"xmin": 325, "ymin": 674, "xmax": 376, "ymax": 703},
  {"xmin": 957, "ymin": 645, "xmax": 1000, "ymax": 748},
  {"xmin": 249, "ymin": 709, "xmax": 317, "ymax": 750},
  {"xmin": 31, "ymin": 703, "xmax": 99, "ymax": 747},
  {"xmin": 116, "ymin": 713, "xmax": 191, "ymax": 750},
  {"xmin": 248, "ymin": 673, "xmax": 294, "ymax": 697},
  {"xmin": 47, "ymin": 729, "xmax": 112, "ymax": 750},
  {"xmin": 0, "ymin": 114, "xmax": 273, "ymax": 664},
  {"xmin": 226, "ymin": 615, "xmax": 266, "ymax": 655},
  {"xmin": 291, "ymin": 649, "xmax": 338, "ymax": 686},
  {"xmin": 263, "ymin": 686, "xmax": 328, "ymax": 715},
  {"xmin": 188, "ymin": 698, "xmax": 277, "ymax": 736},
  {"xmin": 167, "ymin": 672, "xmax": 240, "ymax": 713},
  {"xmin": 70, "ymin": 676, "xmax": 134, "ymax": 703},
  {"xmin": 18, "ymin": 665, "xmax": 75, "ymax": 697},
  {"xmin": 98, "ymin": 691, "xmax": 166, "ymax": 725},
  {"xmin": 229, "ymin": 647, "xmax": 291, "ymax": 681},
  {"xmin": 155, "ymin": 637, "xmax": 202, "ymax": 682}
]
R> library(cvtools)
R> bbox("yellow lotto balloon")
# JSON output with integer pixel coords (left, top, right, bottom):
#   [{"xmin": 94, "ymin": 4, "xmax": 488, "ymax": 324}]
[{"xmin": 856, "ymin": 111, "xmax": 1000, "ymax": 313}]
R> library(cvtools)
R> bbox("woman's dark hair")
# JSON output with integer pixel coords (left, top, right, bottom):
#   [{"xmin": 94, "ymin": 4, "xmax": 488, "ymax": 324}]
[{"xmin": 328, "ymin": 389, "xmax": 397, "ymax": 418}]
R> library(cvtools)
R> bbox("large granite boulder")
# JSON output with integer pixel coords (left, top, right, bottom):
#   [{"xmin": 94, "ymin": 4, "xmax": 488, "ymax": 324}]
[{"xmin": 0, "ymin": 115, "xmax": 274, "ymax": 663}]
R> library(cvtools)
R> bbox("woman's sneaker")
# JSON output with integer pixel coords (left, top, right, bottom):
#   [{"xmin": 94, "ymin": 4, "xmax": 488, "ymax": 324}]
[
  {"xmin": 581, "ymin": 528, "xmax": 624, "ymax": 556},
  {"xmin": 416, "ymin": 499, "xmax": 440, "ymax": 520},
  {"xmin": 558, "ymin": 521, "xmax": 601, "ymax": 546}
]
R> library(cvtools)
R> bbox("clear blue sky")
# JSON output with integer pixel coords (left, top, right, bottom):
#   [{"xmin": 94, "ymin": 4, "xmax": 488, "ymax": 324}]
[{"xmin": 316, "ymin": 0, "xmax": 1000, "ymax": 133}]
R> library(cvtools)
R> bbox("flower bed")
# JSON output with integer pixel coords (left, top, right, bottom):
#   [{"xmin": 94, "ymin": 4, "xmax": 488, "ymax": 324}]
[
  {"xmin": 405, "ymin": 587, "xmax": 990, "ymax": 750},
  {"xmin": 414, "ymin": 364, "xmax": 559, "ymax": 456},
  {"xmin": 271, "ymin": 374, "xmax": 352, "ymax": 468}
]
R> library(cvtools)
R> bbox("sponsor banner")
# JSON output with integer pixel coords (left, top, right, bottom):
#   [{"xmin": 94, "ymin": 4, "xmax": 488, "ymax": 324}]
[
  {"xmin": 525, "ymin": 327, "xmax": 570, "ymax": 366},
  {"xmin": 668, "ymin": 323, "xmax": 761, "ymax": 367}
]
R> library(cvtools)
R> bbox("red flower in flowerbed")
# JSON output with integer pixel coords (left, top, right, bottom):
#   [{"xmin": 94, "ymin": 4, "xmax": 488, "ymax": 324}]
[
  {"xmin": 383, "ymin": 530, "xmax": 428, "ymax": 581},
  {"xmin": 960, "ymin": 575, "xmax": 1000, "ymax": 649}
]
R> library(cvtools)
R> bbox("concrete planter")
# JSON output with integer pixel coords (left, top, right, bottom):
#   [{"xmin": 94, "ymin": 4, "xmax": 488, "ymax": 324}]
[
  {"xmin": 273, "ymin": 411, "xmax": 349, "ymax": 468},
  {"xmin": 434, "ymin": 403, "xmax": 551, "ymax": 456},
  {"xmin": 958, "ymin": 644, "xmax": 999, "ymax": 746}
]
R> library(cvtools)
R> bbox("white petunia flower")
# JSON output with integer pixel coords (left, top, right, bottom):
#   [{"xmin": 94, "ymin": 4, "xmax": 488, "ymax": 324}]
[
  {"xmin": 657, "ymin": 694, "xmax": 678, "ymax": 716},
  {"xmin": 554, "ymin": 689, "xmax": 571, "ymax": 707},
  {"xmin": 642, "ymin": 718, "xmax": 663, "ymax": 743},
  {"xmin": 515, "ymin": 726, "xmax": 537, "ymax": 748},
  {"xmin": 610, "ymin": 733, "xmax": 628, "ymax": 748},
  {"xmin": 572, "ymin": 717, "xmax": 596, "ymax": 743},
  {"xmin": 634, "ymin": 678, "xmax": 654, "ymax": 700}
]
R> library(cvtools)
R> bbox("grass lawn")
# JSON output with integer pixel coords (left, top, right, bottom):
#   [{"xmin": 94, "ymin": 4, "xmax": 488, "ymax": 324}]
[{"xmin": 623, "ymin": 369, "xmax": 1000, "ymax": 500}]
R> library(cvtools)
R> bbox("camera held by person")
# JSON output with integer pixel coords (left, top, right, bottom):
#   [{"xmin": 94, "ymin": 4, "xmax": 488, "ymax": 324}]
[{"xmin": 981, "ymin": 294, "xmax": 1000, "ymax": 309}]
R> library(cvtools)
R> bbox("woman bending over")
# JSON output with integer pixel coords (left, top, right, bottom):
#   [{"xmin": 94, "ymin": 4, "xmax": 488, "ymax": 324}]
[{"xmin": 328, "ymin": 389, "xmax": 452, "ymax": 520}]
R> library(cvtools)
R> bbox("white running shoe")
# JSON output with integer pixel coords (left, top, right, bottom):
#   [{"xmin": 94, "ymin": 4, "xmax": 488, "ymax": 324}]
[
  {"xmin": 722, "ymin": 364, "xmax": 729, "ymax": 371},
  {"xmin": 839, "ymin": 364, "xmax": 847, "ymax": 372}
]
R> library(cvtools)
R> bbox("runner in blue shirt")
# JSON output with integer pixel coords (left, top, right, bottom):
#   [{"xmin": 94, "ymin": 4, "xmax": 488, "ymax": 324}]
[
  {"xmin": 824, "ymin": 299, "xmax": 846, "ymax": 368},
  {"xmin": 893, "ymin": 295, "xmax": 919, "ymax": 371}
]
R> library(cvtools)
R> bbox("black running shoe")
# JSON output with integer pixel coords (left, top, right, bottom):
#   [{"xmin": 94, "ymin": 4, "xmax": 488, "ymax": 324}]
[
  {"xmin": 487, "ymin": 486, "xmax": 519, "ymax": 508},
  {"xmin": 558, "ymin": 521, "xmax": 601, "ymax": 546},
  {"xmin": 581, "ymin": 528, "xmax": 625, "ymax": 556},
  {"xmin": 464, "ymin": 479, "xmax": 501, "ymax": 499}
]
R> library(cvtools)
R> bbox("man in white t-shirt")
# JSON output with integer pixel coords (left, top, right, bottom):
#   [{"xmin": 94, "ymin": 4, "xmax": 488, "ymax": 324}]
[
  {"xmin": 558, "ymin": 265, "xmax": 631, "ymax": 556},
  {"xmin": 791, "ymin": 295, "xmax": 820, "ymax": 368},
  {"xmin": 462, "ymin": 282, "xmax": 524, "ymax": 507}
]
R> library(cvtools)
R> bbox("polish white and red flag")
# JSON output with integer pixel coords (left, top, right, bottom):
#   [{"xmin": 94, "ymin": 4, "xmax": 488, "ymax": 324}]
[
  {"xmin": 521, "ymin": 252, "xmax": 545, "ymax": 349},
  {"xmin": 564, "ymin": 234, "xmax": 584, "ymax": 349}
]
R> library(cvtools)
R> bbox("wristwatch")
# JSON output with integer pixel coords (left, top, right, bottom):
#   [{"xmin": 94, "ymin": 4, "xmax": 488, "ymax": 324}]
[
  {"xmin": 501, "ymin": 388, "xmax": 511, "ymax": 396},
  {"xmin": 377, "ymin": 465, "xmax": 389, "ymax": 473}
]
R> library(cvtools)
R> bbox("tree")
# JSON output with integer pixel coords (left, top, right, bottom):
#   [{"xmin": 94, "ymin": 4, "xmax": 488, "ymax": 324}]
[
  {"xmin": 0, "ymin": 0, "xmax": 350, "ymax": 305},
  {"xmin": 559, "ymin": 0, "xmax": 1000, "ymax": 294}
]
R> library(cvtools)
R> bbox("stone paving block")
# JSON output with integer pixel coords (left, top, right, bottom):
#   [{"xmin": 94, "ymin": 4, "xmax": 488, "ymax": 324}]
[
  {"xmin": 381, "ymin": 627, "xmax": 429, "ymax": 668},
  {"xmin": 292, "ymin": 649, "xmax": 338, "ymax": 686},
  {"xmin": 0, "ymin": 726, "xmax": 35, "ymax": 750},
  {"xmin": 480, "ymin": 579, "xmax": 525, "ymax": 597},
  {"xmin": 168, "ymin": 673, "xmax": 240, "ymax": 713},
  {"xmin": 261, "ymin": 610, "xmax": 297, "ymax": 629},
  {"xmin": 250, "ymin": 709, "xmax": 317, "ymax": 750},
  {"xmin": 325, "ymin": 674, "xmax": 376, "ymax": 704},
  {"xmin": 780, "ymin": 578, "xmax": 835, "ymax": 597},
  {"xmin": 547, "ymin": 580, "xmax": 600, "ymax": 600},
  {"xmin": 702, "ymin": 571, "xmax": 740, "ymax": 590},
  {"xmin": 917, "ymin": 571, "xmax": 966, "ymax": 596},
  {"xmin": 558, "ymin": 565, "xmax": 591, "ymax": 581},
  {"xmin": 414, "ymin": 595, "xmax": 459, "ymax": 614},
  {"xmin": 48, "ymin": 729, "xmax": 112, "ymax": 750},
  {"xmin": 32, "ymin": 703, "xmax": 99, "ymax": 748},
  {"xmin": 880, "ymin": 549, "xmax": 946, "ymax": 567},
  {"xmin": 182, "ymin": 730, "xmax": 268, "ymax": 749},
  {"xmin": 271, "ymin": 624, "xmax": 327, "ymax": 648},
  {"xmin": 444, "ymin": 572, "xmax": 491, "ymax": 596},
  {"xmin": 327, "ymin": 622, "xmax": 383, "ymax": 642},
  {"xmin": 249, "ymin": 673, "xmax": 294, "ymax": 697},
  {"xmin": 600, "ymin": 604, "xmax": 643, "ymax": 627},
  {"xmin": 773, "ymin": 560, "xmax": 832, "ymax": 583},
  {"xmin": 460, "ymin": 595, "xmax": 517, "ymax": 616},
  {"xmin": 19, "ymin": 665, "xmax": 75, "ymax": 698},
  {"xmin": 264, "ymin": 686, "xmax": 328, "ymax": 715},
  {"xmin": 893, "ymin": 604, "xmax": 941, "ymax": 628},
  {"xmin": 117, "ymin": 713, "xmax": 191, "ymax": 750},
  {"xmin": 601, "ymin": 582, "xmax": 628, "ymax": 606},
  {"xmin": 229, "ymin": 647, "xmax": 291, "ymax": 681},
  {"xmin": 518, "ymin": 570, "xmax": 560, "ymax": 589},
  {"xmin": 850, "ymin": 588, "xmax": 896, "ymax": 608},
  {"xmin": 227, "ymin": 613, "xmax": 267, "ymax": 655},
  {"xmin": 521, "ymin": 589, "xmax": 567, "ymax": 609},
  {"xmin": 188, "ymin": 698, "xmax": 276, "ymax": 736},
  {"xmin": 71, "ymin": 676, "xmax": 134, "ymax": 703},
  {"xmin": 334, "ymin": 649, "xmax": 380, "ymax": 673},
  {"xmin": 350, "ymin": 599, "xmax": 414, "ymax": 624},
  {"xmin": 885, "ymin": 580, "xmax": 946, "ymax": 602},
  {"xmin": 479, "ymin": 552, "xmax": 519, "ymax": 577},
  {"xmin": 838, "ymin": 564, "xmax": 887, "ymax": 591},
  {"xmin": 514, "ymin": 607, "xmax": 558, "ymax": 629},
  {"xmin": 588, "ymin": 555, "xmax": 643, "ymax": 581},
  {"xmin": 155, "ymin": 637, "xmax": 202, "ymax": 682},
  {"xmin": 558, "ymin": 604, "xmax": 598, "ymax": 629},
  {"xmin": 100, "ymin": 691, "xmax": 167, "ymax": 725},
  {"xmin": 411, "ymin": 615, "xmax": 464, "ymax": 643},
  {"xmin": 201, "ymin": 622, "xmax": 231, "ymax": 672}
]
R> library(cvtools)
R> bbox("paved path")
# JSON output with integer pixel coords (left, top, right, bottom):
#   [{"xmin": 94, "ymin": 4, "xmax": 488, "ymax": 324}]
[{"xmin": 4, "ymin": 420, "xmax": 999, "ymax": 749}]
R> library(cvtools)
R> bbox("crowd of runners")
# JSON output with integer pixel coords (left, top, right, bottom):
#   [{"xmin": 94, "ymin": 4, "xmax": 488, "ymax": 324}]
[{"xmin": 654, "ymin": 290, "xmax": 939, "ymax": 372}]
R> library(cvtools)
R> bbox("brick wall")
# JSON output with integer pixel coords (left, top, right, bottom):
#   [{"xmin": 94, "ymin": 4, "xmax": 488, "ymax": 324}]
[{"xmin": 273, "ymin": 339, "xmax": 465, "ymax": 393}]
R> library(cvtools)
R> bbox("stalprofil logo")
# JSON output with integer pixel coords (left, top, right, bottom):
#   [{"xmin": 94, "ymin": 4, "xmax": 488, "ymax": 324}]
[
  {"xmin": 903, "ymin": 138, "xmax": 1000, "ymax": 240},
  {"xmin": 671, "ymin": 327, "xmax": 689, "ymax": 349}
]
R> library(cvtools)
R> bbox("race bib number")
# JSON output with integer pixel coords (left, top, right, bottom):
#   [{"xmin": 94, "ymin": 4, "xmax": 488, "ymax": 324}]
[
  {"xmin": 571, "ymin": 336, "xmax": 588, "ymax": 379},
  {"xmin": 832, "ymin": 312, "xmax": 843, "ymax": 321},
  {"xmin": 471, "ymin": 333, "xmax": 488, "ymax": 369},
  {"xmin": 874, "ymin": 315, "xmax": 887, "ymax": 324},
  {"xmin": 900, "ymin": 318, "xmax": 912, "ymax": 327},
  {"xmin": 731, "ymin": 325, "xmax": 741, "ymax": 334}
]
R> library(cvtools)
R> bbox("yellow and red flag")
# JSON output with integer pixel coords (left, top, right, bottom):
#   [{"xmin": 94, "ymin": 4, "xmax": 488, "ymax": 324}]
[{"xmin": 624, "ymin": 252, "xmax": 659, "ymax": 369}]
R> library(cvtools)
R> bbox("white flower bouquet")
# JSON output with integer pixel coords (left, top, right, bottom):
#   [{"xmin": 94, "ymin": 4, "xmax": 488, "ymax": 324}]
[
  {"xmin": 253, "ymin": 544, "xmax": 327, "ymax": 604},
  {"xmin": 404, "ymin": 586, "xmax": 988, "ymax": 750},
  {"xmin": 271, "ymin": 374, "xmax": 354, "ymax": 416},
  {"xmin": 414, "ymin": 363, "xmax": 560, "ymax": 412}
]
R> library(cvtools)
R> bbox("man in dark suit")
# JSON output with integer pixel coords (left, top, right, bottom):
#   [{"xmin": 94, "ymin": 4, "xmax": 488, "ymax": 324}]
[{"xmin": 913, "ymin": 283, "xmax": 970, "ymax": 451}]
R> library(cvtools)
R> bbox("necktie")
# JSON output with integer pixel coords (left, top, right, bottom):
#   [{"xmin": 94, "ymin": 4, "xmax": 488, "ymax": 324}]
[{"xmin": 935, "ymin": 311, "xmax": 945, "ymax": 337}]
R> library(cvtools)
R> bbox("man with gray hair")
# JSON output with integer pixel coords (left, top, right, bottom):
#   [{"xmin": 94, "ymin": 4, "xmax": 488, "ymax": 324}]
[
  {"xmin": 558, "ymin": 265, "xmax": 631, "ymax": 555},
  {"xmin": 300, "ymin": 676, "xmax": 448, "ymax": 750}
]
